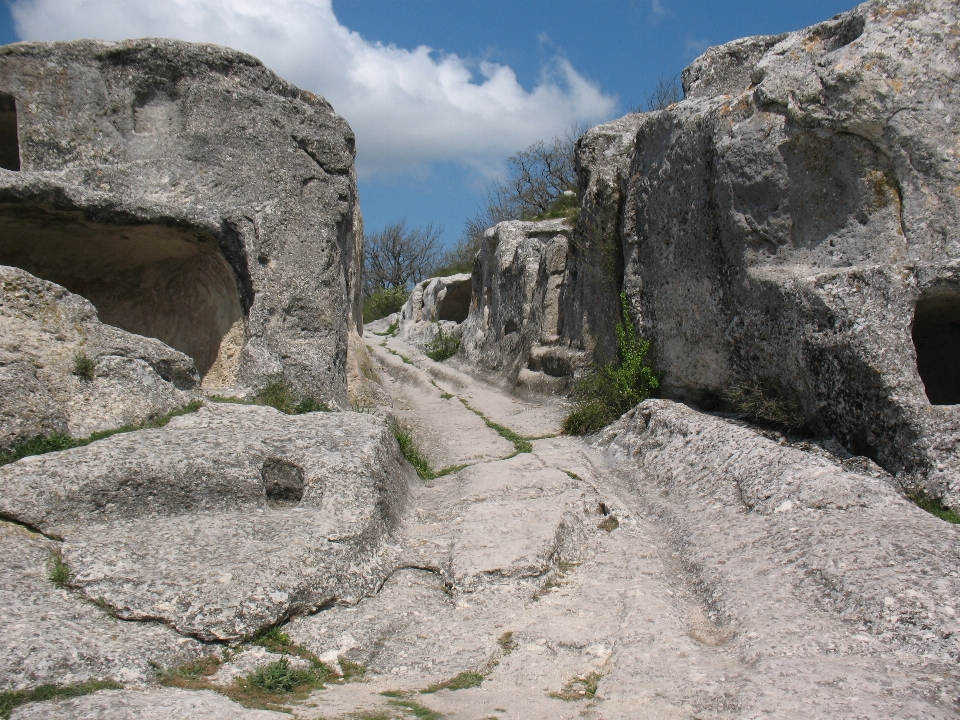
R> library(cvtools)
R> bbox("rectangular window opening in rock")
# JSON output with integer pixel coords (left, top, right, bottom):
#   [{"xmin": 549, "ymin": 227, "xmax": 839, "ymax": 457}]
[
  {"xmin": 912, "ymin": 291, "xmax": 960, "ymax": 405},
  {"xmin": 0, "ymin": 93, "xmax": 20, "ymax": 171}
]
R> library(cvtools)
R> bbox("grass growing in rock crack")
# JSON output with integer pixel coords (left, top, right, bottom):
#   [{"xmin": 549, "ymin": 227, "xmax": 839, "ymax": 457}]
[
  {"xmin": 0, "ymin": 679, "xmax": 123, "ymax": 719},
  {"xmin": 549, "ymin": 672, "xmax": 602, "ymax": 701},
  {"xmin": 0, "ymin": 399, "xmax": 204, "ymax": 467},
  {"xmin": 562, "ymin": 292, "xmax": 659, "ymax": 436},
  {"xmin": 339, "ymin": 657, "xmax": 367, "ymax": 681},
  {"xmin": 256, "ymin": 379, "xmax": 331, "ymax": 414},
  {"xmin": 421, "ymin": 671, "xmax": 484, "ymax": 694},
  {"xmin": 907, "ymin": 491, "xmax": 960, "ymax": 524},
  {"xmin": 459, "ymin": 400, "xmax": 532, "ymax": 454},
  {"xmin": 497, "ymin": 631, "xmax": 517, "ymax": 654},
  {"xmin": 71, "ymin": 350, "xmax": 95, "ymax": 381},
  {"xmin": 48, "ymin": 548, "xmax": 70, "ymax": 587},
  {"xmin": 390, "ymin": 422, "xmax": 467, "ymax": 480},
  {"xmin": 387, "ymin": 698, "xmax": 442, "ymax": 719}
]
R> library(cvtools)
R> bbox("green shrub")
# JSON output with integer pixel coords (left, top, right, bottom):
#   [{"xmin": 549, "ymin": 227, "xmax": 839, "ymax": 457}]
[
  {"xmin": 562, "ymin": 293, "xmax": 658, "ymax": 435},
  {"xmin": 240, "ymin": 657, "xmax": 329, "ymax": 694},
  {"xmin": 363, "ymin": 287, "xmax": 409, "ymax": 323},
  {"xmin": 48, "ymin": 550, "xmax": 70, "ymax": 587},
  {"xmin": 424, "ymin": 327, "xmax": 461, "ymax": 362},
  {"xmin": 532, "ymin": 190, "xmax": 580, "ymax": 221},
  {"xmin": 908, "ymin": 491, "xmax": 960, "ymax": 524},
  {"xmin": 71, "ymin": 351, "xmax": 95, "ymax": 381}
]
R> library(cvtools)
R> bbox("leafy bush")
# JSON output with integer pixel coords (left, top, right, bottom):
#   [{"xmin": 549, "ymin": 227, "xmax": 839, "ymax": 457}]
[
  {"xmin": 424, "ymin": 327, "xmax": 461, "ymax": 362},
  {"xmin": 72, "ymin": 351, "xmax": 95, "ymax": 381},
  {"xmin": 562, "ymin": 293, "xmax": 659, "ymax": 435},
  {"xmin": 363, "ymin": 286, "xmax": 409, "ymax": 323}
]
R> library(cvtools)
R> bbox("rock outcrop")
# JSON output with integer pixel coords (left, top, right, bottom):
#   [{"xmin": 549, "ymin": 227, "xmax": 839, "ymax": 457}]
[
  {"xmin": 1, "ymin": 265, "xmax": 199, "ymax": 447},
  {"xmin": 458, "ymin": 219, "xmax": 579, "ymax": 392},
  {"xmin": 396, "ymin": 272, "xmax": 471, "ymax": 350},
  {"xmin": 561, "ymin": 0, "xmax": 960, "ymax": 504},
  {"xmin": 0, "ymin": 402, "xmax": 412, "ymax": 641},
  {"xmin": 0, "ymin": 39, "xmax": 363, "ymax": 405}
]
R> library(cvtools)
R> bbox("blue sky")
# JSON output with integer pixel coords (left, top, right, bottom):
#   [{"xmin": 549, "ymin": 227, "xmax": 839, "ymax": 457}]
[{"xmin": 1, "ymin": 0, "xmax": 861, "ymax": 250}]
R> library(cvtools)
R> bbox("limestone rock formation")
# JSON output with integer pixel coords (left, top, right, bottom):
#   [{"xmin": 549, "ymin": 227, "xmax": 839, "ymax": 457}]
[
  {"xmin": 0, "ymin": 403, "xmax": 413, "ymax": 641},
  {"xmin": 459, "ymin": 218, "xmax": 579, "ymax": 392},
  {"xmin": 396, "ymin": 272, "xmax": 472, "ymax": 350},
  {"xmin": 566, "ymin": 0, "xmax": 960, "ymax": 504},
  {"xmin": 0, "ymin": 39, "xmax": 363, "ymax": 406},
  {"xmin": 0, "ymin": 265, "xmax": 199, "ymax": 447}
]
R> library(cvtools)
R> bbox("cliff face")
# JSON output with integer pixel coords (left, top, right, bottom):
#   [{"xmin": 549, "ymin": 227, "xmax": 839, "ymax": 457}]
[
  {"xmin": 565, "ymin": 0, "xmax": 960, "ymax": 503},
  {"xmin": 0, "ymin": 39, "xmax": 363, "ymax": 406}
]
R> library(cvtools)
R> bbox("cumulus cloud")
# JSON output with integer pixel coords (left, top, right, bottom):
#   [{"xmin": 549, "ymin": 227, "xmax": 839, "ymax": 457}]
[{"xmin": 10, "ymin": 0, "xmax": 618, "ymax": 178}]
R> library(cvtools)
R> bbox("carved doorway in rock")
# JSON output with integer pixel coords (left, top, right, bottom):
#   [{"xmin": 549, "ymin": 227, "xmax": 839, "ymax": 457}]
[{"xmin": 912, "ymin": 290, "xmax": 960, "ymax": 405}]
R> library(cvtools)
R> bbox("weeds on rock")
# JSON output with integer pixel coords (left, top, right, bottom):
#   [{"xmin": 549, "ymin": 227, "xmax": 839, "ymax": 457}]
[
  {"xmin": 0, "ymin": 679, "xmax": 123, "ymax": 719},
  {"xmin": 459, "ymin": 400, "xmax": 532, "ymax": 454},
  {"xmin": 497, "ymin": 631, "xmax": 517, "ymax": 654},
  {"xmin": 157, "ymin": 655, "xmax": 223, "ymax": 687},
  {"xmin": 256, "ymin": 380, "xmax": 330, "ymax": 414},
  {"xmin": 562, "ymin": 293, "xmax": 658, "ymax": 436},
  {"xmin": 907, "ymin": 491, "xmax": 960, "ymax": 524},
  {"xmin": 424, "ymin": 327, "xmax": 461, "ymax": 362},
  {"xmin": 339, "ymin": 657, "xmax": 367, "ymax": 681},
  {"xmin": 48, "ymin": 548, "xmax": 70, "ymax": 587},
  {"xmin": 421, "ymin": 671, "xmax": 484, "ymax": 694},
  {"xmin": 550, "ymin": 671, "xmax": 602, "ymax": 701},
  {"xmin": 391, "ymin": 422, "xmax": 437, "ymax": 480},
  {"xmin": 0, "ymin": 400, "xmax": 203, "ymax": 467},
  {"xmin": 71, "ymin": 351, "xmax": 95, "ymax": 381},
  {"xmin": 725, "ymin": 379, "xmax": 809, "ymax": 434},
  {"xmin": 241, "ymin": 657, "xmax": 330, "ymax": 694},
  {"xmin": 387, "ymin": 698, "xmax": 442, "ymax": 719}
]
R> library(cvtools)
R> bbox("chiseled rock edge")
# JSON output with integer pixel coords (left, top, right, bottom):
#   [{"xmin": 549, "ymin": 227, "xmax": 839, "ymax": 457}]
[
  {"xmin": 0, "ymin": 265, "xmax": 200, "ymax": 446},
  {"xmin": 598, "ymin": 399, "xmax": 960, "ymax": 661},
  {"xmin": 0, "ymin": 403, "xmax": 414, "ymax": 641}
]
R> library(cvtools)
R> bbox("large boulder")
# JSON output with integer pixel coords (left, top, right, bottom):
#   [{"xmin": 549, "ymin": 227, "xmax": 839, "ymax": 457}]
[
  {"xmin": 0, "ymin": 39, "xmax": 363, "ymax": 406},
  {"xmin": 459, "ymin": 219, "xmax": 578, "ymax": 392},
  {"xmin": 0, "ymin": 265, "xmax": 199, "ymax": 448},
  {"xmin": 0, "ymin": 403, "xmax": 413, "ymax": 641},
  {"xmin": 567, "ymin": 0, "xmax": 960, "ymax": 503}
]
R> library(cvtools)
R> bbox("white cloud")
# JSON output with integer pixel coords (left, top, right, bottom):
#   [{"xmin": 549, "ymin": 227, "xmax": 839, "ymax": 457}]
[{"xmin": 10, "ymin": 0, "xmax": 618, "ymax": 178}]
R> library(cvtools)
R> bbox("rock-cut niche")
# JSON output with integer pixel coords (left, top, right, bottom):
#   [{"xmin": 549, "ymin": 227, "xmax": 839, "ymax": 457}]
[
  {"xmin": 0, "ymin": 93, "xmax": 19, "ymax": 171},
  {"xmin": 0, "ymin": 202, "xmax": 245, "ymax": 386},
  {"xmin": 912, "ymin": 290, "xmax": 960, "ymax": 405}
]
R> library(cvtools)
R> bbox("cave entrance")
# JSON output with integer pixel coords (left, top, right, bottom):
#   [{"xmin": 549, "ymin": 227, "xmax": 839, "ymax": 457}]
[
  {"xmin": 912, "ymin": 291, "xmax": 960, "ymax": 405},
  {"xmin": 0, "ymin": 203, "xmax": 245, "ymax": 385},
  {"xmin": 437, "ymin": 278, "xmax": 472, "ymax": 323},
  {"xmin": 0, "ymin": 93, "xmax": 19, "ymax": 171}
]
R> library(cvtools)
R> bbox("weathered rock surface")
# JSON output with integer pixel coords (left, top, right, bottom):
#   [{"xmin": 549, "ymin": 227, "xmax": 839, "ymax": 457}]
[
  {"xmin": 10, "ymin": 687, "xmax": 288, "ymax": 720},
  {"xmin": 396, "ymin": 273, "xmax": 471, "ymax": 350},
  {"xmin": 459, "ymin": 218, "xmax": 579, "ymax": 393},
  {"xmin": 0, "ymin": 403, "xmax": 412, "ymax": 641},
  {"xmin": 0, "ymin": 520, "xmax": 205, "ymax": 691},
  {"xmin": 0, "ymin": 39, "xmax": 363, "ymax": 404},
  {"xmin": 0, "ymin": 265, "xmax": 199, "ymax": 447},
  {"xmin": 565, "ymin": 0, "xmax": 960, "ymax": 504}
]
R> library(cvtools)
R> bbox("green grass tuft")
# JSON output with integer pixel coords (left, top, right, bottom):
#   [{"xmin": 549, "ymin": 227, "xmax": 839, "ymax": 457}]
[
  {"xmin": 563, "ymin": 293, "xmax": 658, "ymax": 436},
  {"xmin": 391, "ymin": 422, "xmax": 436, "ymax": 480},
  {"xmin": 0, "ymin": 400, "xmax": 204, "ymax": 467},
  {"xmin": 726, "ymin": 379, "xmax": 809, "ymax": 434},
  {"xmin": 256, "ymin": 380, "xmax": 330, "ymax": 415},
  {"xmin": 48, "ymin": 549, "xmax": 70, "ymax": 587},
  {"xmin": 424, "ymin": 327, "xmax": 461, "ymax": 362},
  {"xmin": 460, "ymin": 400, "xmax": 532, "ymax": 454},
  {"xmin": 0, "ymin": 679, "xmax": 123, "ymax": 719},
  {"xmin": 71, "ymin": 351, "xmax": 95, "ymax": 381},
  {"xmin": 387, "ymin": 698, "xmax": 442, "ymax": 719},
  {"xmin": 421, "ymin": 671, "xmax": 483, "ymax": 694},
  {"xmin": 339, "ymin": 657, "xmax": 367, "ymax": 681},
  {"xmin": 241, "ymin": 657, "xmax": 323, "ymax": 694},
  {"xmin": 908, "ymin": 492, "xmax": 960, "ymax": 524},
  {"xmin": 549, "ymin": 671, "xmax": 602, "ymax": 701}
]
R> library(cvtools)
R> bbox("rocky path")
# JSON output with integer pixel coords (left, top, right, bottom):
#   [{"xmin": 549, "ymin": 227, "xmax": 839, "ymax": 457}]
[
  {"xmin": 8, "ymin": 326, "xmax": 958, "ymax": 719},
  {"xmin": 277, "ymin": 328, "xmax": 958, "ymax": 719}
]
